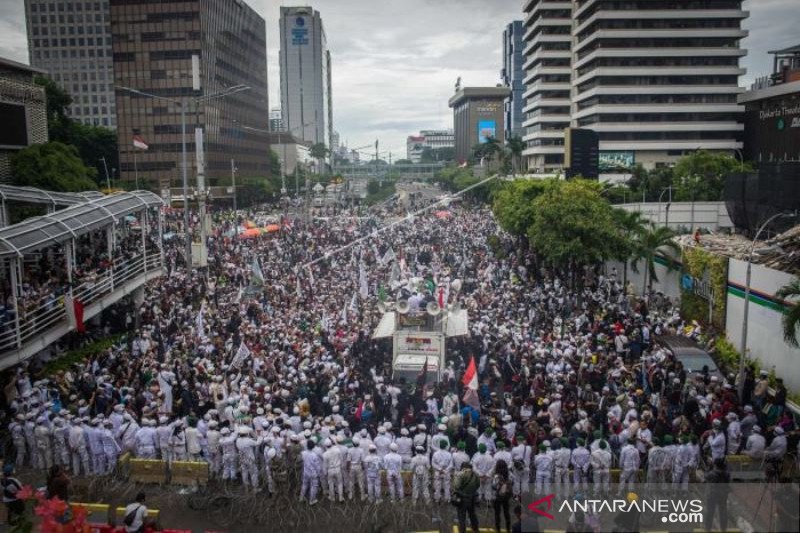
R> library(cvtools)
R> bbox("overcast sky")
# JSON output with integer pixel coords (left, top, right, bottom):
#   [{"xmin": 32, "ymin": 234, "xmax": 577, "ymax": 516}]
[{"xmin": 0, "ymin": 0, "xmax": 796, "ymax": 158}]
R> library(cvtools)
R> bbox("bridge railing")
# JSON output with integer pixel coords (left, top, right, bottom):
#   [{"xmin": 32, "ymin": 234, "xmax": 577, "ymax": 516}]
[{"xmin": 0, "ymin": 251, "xmax": 162, "ymax": 353}]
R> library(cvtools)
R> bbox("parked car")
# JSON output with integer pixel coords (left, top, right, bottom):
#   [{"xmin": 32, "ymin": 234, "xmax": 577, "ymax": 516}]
[{"xmin": 655, "ymin": 335, "xmax": 724, "ymax": 380}]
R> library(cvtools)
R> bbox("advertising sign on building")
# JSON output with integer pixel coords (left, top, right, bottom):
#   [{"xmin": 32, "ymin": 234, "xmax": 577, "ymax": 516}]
[
  {"xmin": 478, "ymin": 120, "xmax": 497, "ymax": 143},
  {"xmin": 599, "ymin": 151, "xmax": 636, "ymax": 172},
  {"xmin": 292, "ymin": 16, "xmax": 309, "ymax": 45}
]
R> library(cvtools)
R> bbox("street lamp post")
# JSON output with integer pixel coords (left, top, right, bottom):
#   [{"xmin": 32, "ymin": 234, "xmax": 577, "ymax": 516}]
[
  {"xmin": 657, "ymin": 186, "xmax": 673, "ymax": 228},
  {"xmin": 738, "ymin": 212, "xmax": 797, "ymax": 402},
  {"xmin": 117, "ymin": 84, "xmax": 250, "ymax": 267}
]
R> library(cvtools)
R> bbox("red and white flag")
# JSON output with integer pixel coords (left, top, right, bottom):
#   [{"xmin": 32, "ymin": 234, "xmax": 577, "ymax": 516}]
[
  {"xmin": 462, "ymin": 356, "xmax": 480, "ymax": 411},
  {"xmin": 64, "ymin": 295, "xmax": 86, "ymax": 334},
  {"xmin": 132, "ymin": 135, "xmax": 149, "ymax": 150}
]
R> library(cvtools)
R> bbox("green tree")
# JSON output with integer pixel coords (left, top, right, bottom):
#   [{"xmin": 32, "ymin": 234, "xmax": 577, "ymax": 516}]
[
  {"xmin": 631, "ymin": 224, "xmax": 680, "ymax": 295},
  {"xmin": 11, "ymin": 142, "xmax": 98, "ymax": 192},
  {"xmin": 35, "ymin": 75, "xmax": 118, "ymax": 186},
  {"xmin": 610, "ymin": 208, "xmax": 646, "ymax": 286},
  {"xmin": 310, "ymin": 143, "xmax": 329, "ymax": 175},
  {"xmin": 267, "ymin": 149, "xmax": 281, "ymax": 177},
  {"xmin": 506, "ymin": 135, "xmax": 525, "ymax": 176},
  {"xmin": 492, "ymin": 179, "xmax": 550, "ymax": 238},
  {"xmin": 394, "ymin": 159, "xmax": 413, "ymax": 166},
  {"xmin": 672, "ymin": 150, "xmax": 753, "ymax": 201},
  {"xmin": 527, "ymin": 180, "xmax": 619, "ymax": 287},
  {"xmin": 776, "ymin": 279, "xmax": 800, "ymax": 347}
]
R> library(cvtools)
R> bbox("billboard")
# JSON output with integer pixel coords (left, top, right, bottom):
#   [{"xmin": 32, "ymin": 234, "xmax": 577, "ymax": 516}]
[
  {"xmin": 478, "ymin": 120, "xmax": 496, "ymax": 144},
  {"xmin": 291, "ymin": 16, "xmax": 309, "ymax": 45},
  {"xmin": 0, "ymin": 103, "xmax": 28, "ymax": 147},
  {"xmin": 599, "ymin": 151, "xmax": 635, "ymax": 172}
]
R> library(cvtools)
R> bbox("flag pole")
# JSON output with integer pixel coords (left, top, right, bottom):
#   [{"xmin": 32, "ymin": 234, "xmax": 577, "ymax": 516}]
[{"xmin": 134, "ymin": 150, "xmax": 140, "ymax": 190}]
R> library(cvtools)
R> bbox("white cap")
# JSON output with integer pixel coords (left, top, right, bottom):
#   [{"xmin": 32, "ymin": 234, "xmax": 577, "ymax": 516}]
[{"xmin": 389, "ymin": 442, "xmax": 398, "ymax": 451}]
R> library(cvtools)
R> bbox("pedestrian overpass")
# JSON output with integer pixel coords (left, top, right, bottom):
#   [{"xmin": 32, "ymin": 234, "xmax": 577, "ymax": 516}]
[
  {"xmin": 334, "ymin": 163, "xmax": 446, "ymax": 181},
  {"xmin": 0, "ymin": 189, "xmax": 165, "ymax": 370}
]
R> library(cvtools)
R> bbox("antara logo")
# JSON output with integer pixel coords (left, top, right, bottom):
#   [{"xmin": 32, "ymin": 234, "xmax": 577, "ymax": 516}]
[
  {"xmin": 791, "ymin": 117, "xmax": 800, "ymax": 128},
  {"xmin": 527, "ymin": 494, "xmax": 556, "ymax": 520}
]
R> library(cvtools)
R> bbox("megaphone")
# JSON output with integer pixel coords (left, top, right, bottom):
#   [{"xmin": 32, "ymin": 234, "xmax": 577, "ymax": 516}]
[
  {"xmin": 396, "ymin": 300, "xmax": 410, "ymax": 314},
  {"xmin": 426, "ymin": 301, "xmax": 441, "ymax": 316}
]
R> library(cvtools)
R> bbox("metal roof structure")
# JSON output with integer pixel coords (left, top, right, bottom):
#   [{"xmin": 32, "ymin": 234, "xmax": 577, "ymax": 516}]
[
  {"xmin": 0, "ymin": 191, "xmax": 162, "ymax": 259},
  {"xmin": 0, "ymin": 185, "xmax": 104, "ymax": 207}
]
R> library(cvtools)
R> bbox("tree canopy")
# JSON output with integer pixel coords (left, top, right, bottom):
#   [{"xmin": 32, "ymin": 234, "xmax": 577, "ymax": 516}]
[
  {"xmin": 527, "ymin": 179, "xmax": 622, "ymax": 271},
  {"xmin": 492, "ymin": 179, "xmax": 549, "ymax": 238},
  {"xmin": 11, "ymin": 142, "xmax": 99, "ymax": 192}
]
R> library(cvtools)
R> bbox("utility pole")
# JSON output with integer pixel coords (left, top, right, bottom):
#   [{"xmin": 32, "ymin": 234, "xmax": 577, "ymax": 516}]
[{"xmin": 230, "ymin": 158, "xmax": 237, "ymax": 211}]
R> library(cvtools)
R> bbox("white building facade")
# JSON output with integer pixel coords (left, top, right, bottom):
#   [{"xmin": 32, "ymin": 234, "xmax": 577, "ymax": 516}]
[
  {"xmin": 521, "ymin": 0, "xmax": 749, "ymax": 172},
  {"xmin": 406, "ymin": 129, "xmax": 455, "ymax": 163},
  {"xmin": 24, "ymin": 0, "xmax": 117, "ymax": 128},
  {"xmin": 279, "ymin": 6, "xmax": 332, "ymax": 147}
]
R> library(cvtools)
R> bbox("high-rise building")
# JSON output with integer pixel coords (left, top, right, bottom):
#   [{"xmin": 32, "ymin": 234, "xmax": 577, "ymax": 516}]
[
  {"xmin": 521, "ymin": 0, "xmax": 572, "ymax": 172},
  {"xmin": 270, "ymin": 107, "xmax": 284, "ymax": 132},
  {"xmin": 521, "ymin": 0, "xmax": 749, "ymax": 173},
  {"xmin": 330, "ymin": 130, "xmax": 340, "ymax": 153},
  {"xmin": 572, "ymin": 0, "xmax": 748, "ymax": 171},
  {"xmin": 449, "ymin": 87, "xmax": 510, "ymax": 164},
  {"xmin": 279, "ymin": 6, "xmax": 332, "ymax": 147},
  {"xmin": 110, "ymin": 0, "xmax": 270, "ymax": 190},
  {"xmin": 24, "ymin": 0, "xmax": 117, "ymax": 128},
  {"xmin": 0, "ymin": 57, "xmax": 48, "ymax": 183},
  {"xmin": 406, "ymin": 129, "xmax": 455, "ymax": 163},
  {"xmin": 502, "ymin": 20, "xmax": 525, "ymax": 142}
]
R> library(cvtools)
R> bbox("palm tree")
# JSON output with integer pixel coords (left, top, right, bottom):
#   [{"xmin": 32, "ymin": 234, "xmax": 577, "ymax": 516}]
[
  {"xmin": 506, "ymin": 135, "xmax": 525, "ymax": 176},
  {"xmin": 310, "ymin": 143, "xmax": 329, "ymax": 175},
  {"xmin": 632, "ymin": 224, "xmax": 680, "ymax": 296},
  {"xmin": 610, "ymin": 209, "xmax": 646, "ymax": 286},
  {"xmin": 776, "ymin": 278, "xmax": 800, "ymax": 347},
  {"xmin": 482, "ymin": 136, "xmax": 501, "ymax": 171}
]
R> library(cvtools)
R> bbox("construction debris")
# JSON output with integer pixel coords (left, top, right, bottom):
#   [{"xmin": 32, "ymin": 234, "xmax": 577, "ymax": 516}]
[{"xmin": 675, "ymin": 225, "xmax": 800, "ymax": 275}]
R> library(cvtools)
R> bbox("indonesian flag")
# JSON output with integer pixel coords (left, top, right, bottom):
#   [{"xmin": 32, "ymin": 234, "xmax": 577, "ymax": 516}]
[
  {"xmin": 132, "ymin": 135, "xmax": 149, "ymax": 150},
  {"xmin": 462, "ymin": 356, "xmax": 480, "ymax": 411},
  {"xmin": 64, "ymin": 295, "xmax": 86, "ymax": 333}
]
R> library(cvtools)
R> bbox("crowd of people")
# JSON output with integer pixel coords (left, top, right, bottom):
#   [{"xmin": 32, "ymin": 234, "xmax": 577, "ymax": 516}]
[{"xmin": 2, "ymin": 199, "xmax": 799, "ymax": 532}]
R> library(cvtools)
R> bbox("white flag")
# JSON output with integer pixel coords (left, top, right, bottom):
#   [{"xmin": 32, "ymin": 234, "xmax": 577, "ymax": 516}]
[
  {"xmin": 381, "ymin": 247, "xmax": 396, "ymax": 265},
  {"xmin": 251, "ymin": 256, "xmax": 265, "ymax": 284},
  {"xmin": 349, "ymin": 292, "xmax": 358, "ymax": 314},
  {"xmin": 195, "ymin": 303, "xmax": 206, "ymax": 338},
  {"xmin": 340, "ymin": 299, "xmax": 348, "ymax": 323},
  {"xmin": 296, "ymin": 276, "xmax": 302, "ymax": 298},
  {"xmin": 359, "ymin": 261, "xmax": 368, "ymax": 299},
  {"xmin": 231, "ymin": 342, "xmax": 251, "ymax": 369},
  {"xmin": 307, "ymin": 266, "xmax": 315, "ymax": 290}
]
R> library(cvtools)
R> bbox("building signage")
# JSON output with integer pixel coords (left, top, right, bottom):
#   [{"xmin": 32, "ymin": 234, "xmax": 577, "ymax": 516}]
[
  {"xmin": 292, "ymin": 17, "xmax": 309, "ymax": 45},
  {"xmin": 759, "ymin": 104, "xmax": 800, "ymax": 121},
  {"xmin": 599, "ymin": 151, "xmax": 635, "ymax": 172},
  {"xmin": 478, "ymin": 120, "xmax": 497, "ymax": 143}
]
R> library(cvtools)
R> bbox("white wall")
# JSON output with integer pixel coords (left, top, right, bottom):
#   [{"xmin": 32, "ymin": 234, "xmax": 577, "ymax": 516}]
[
  {"xmin": 726, "ymin": 259, "xmax": 800, "ymax": 392},
  {"xmin": 618, "ymin": 202, "xmax": 733, "ymax": 232},
  {"xmin": 606, "ymin": 252, "xmax": 683, "ymax": 303}
]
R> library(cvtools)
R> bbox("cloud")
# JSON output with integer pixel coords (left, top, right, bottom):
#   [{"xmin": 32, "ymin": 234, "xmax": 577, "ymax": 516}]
[{"xmin": 0, "ymin": 0, "xmax": 795, "ymax": 158}]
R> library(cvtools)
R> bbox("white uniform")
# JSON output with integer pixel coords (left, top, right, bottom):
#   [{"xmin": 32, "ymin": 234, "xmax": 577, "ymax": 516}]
[
  {"xmin": 431, "ymin": 448, "xmax": 453, "ymax": 502},
  {"xmin": 383, "ymin": 451, "xmax": 404, "ymax": 501},
  {"xmin": 322, "ymin": 446, "xmax": 345, "ymax": 501},
  {"xmin": 347, "ymin": 445, "xmax": 366, "ymax": 500},
  {"xmin": 534, "ymin": 451, "xmax": 553, "ymax": 496},
  {"xmin": 410, "ymin": 453, "xmax": 431, "ymax": 503},
  {"xmin": 743, "ymin": 433, "xmax": 765, "ymax": 459},
  {"xmin": 618, "ymin": 443, "xmax": 640, "ymax": 494},
  {"xmin": 69, "ymin": 423, "xmax": 90, "ymax": 475},
  {"xmin": 473, "ymin": 450, "xmax": 496, "ymax": 501},
  {"xmin": 236, "ymin": 434, "xmax": 261, "ymax": 490},
  {"xmin": 362, "ymin": 452, "xmax": 383, "ymax": 502},
  {"xmin": 590, "ymin": 447, "xmax": 611, "ymax": 494},
  {"xmin": 571, "ymin": 446, "xmax": 590, "ymax": 489}
]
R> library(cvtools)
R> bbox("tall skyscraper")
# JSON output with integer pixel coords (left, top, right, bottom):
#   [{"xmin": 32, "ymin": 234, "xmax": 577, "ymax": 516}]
[
  {"xmin": 521, "ymin": 1, "xmax": 572, "ymax": 172},
  {"xmin": 502, "ymin": 20, "xmax": 525, "ymax": 142},
  {"xmin": 24, "ymin": 0, "xmax": 117, "ymax": 128},
  {"xmin": 279, "ymin": 6, "xmax": 332, "ymax": 147},
  {"xmin": 110, "ymin": 0, "xmax": 270, "ymax": 189},
  {"xmin": 521, "ymin": 0, "xmax": 748, "ymax": 173}
]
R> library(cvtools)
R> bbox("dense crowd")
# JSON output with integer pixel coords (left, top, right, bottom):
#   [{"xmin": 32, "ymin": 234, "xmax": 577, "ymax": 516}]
[{"xmin": 2, "ymin": 202, "xmax": 798, "ymax": 529}]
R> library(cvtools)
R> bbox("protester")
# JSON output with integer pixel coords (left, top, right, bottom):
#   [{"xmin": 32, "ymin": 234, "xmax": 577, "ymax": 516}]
[
  {"xmin": 2, "ymin": 464, "xmax": 24, "ymax": 525},
  {"xmin": 453, "ymin": 461, "xmax": 480, "ymax": 533},
  {"xmin": 122, "ymin": 491, "xmax": 150, "ymax": 533}
]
